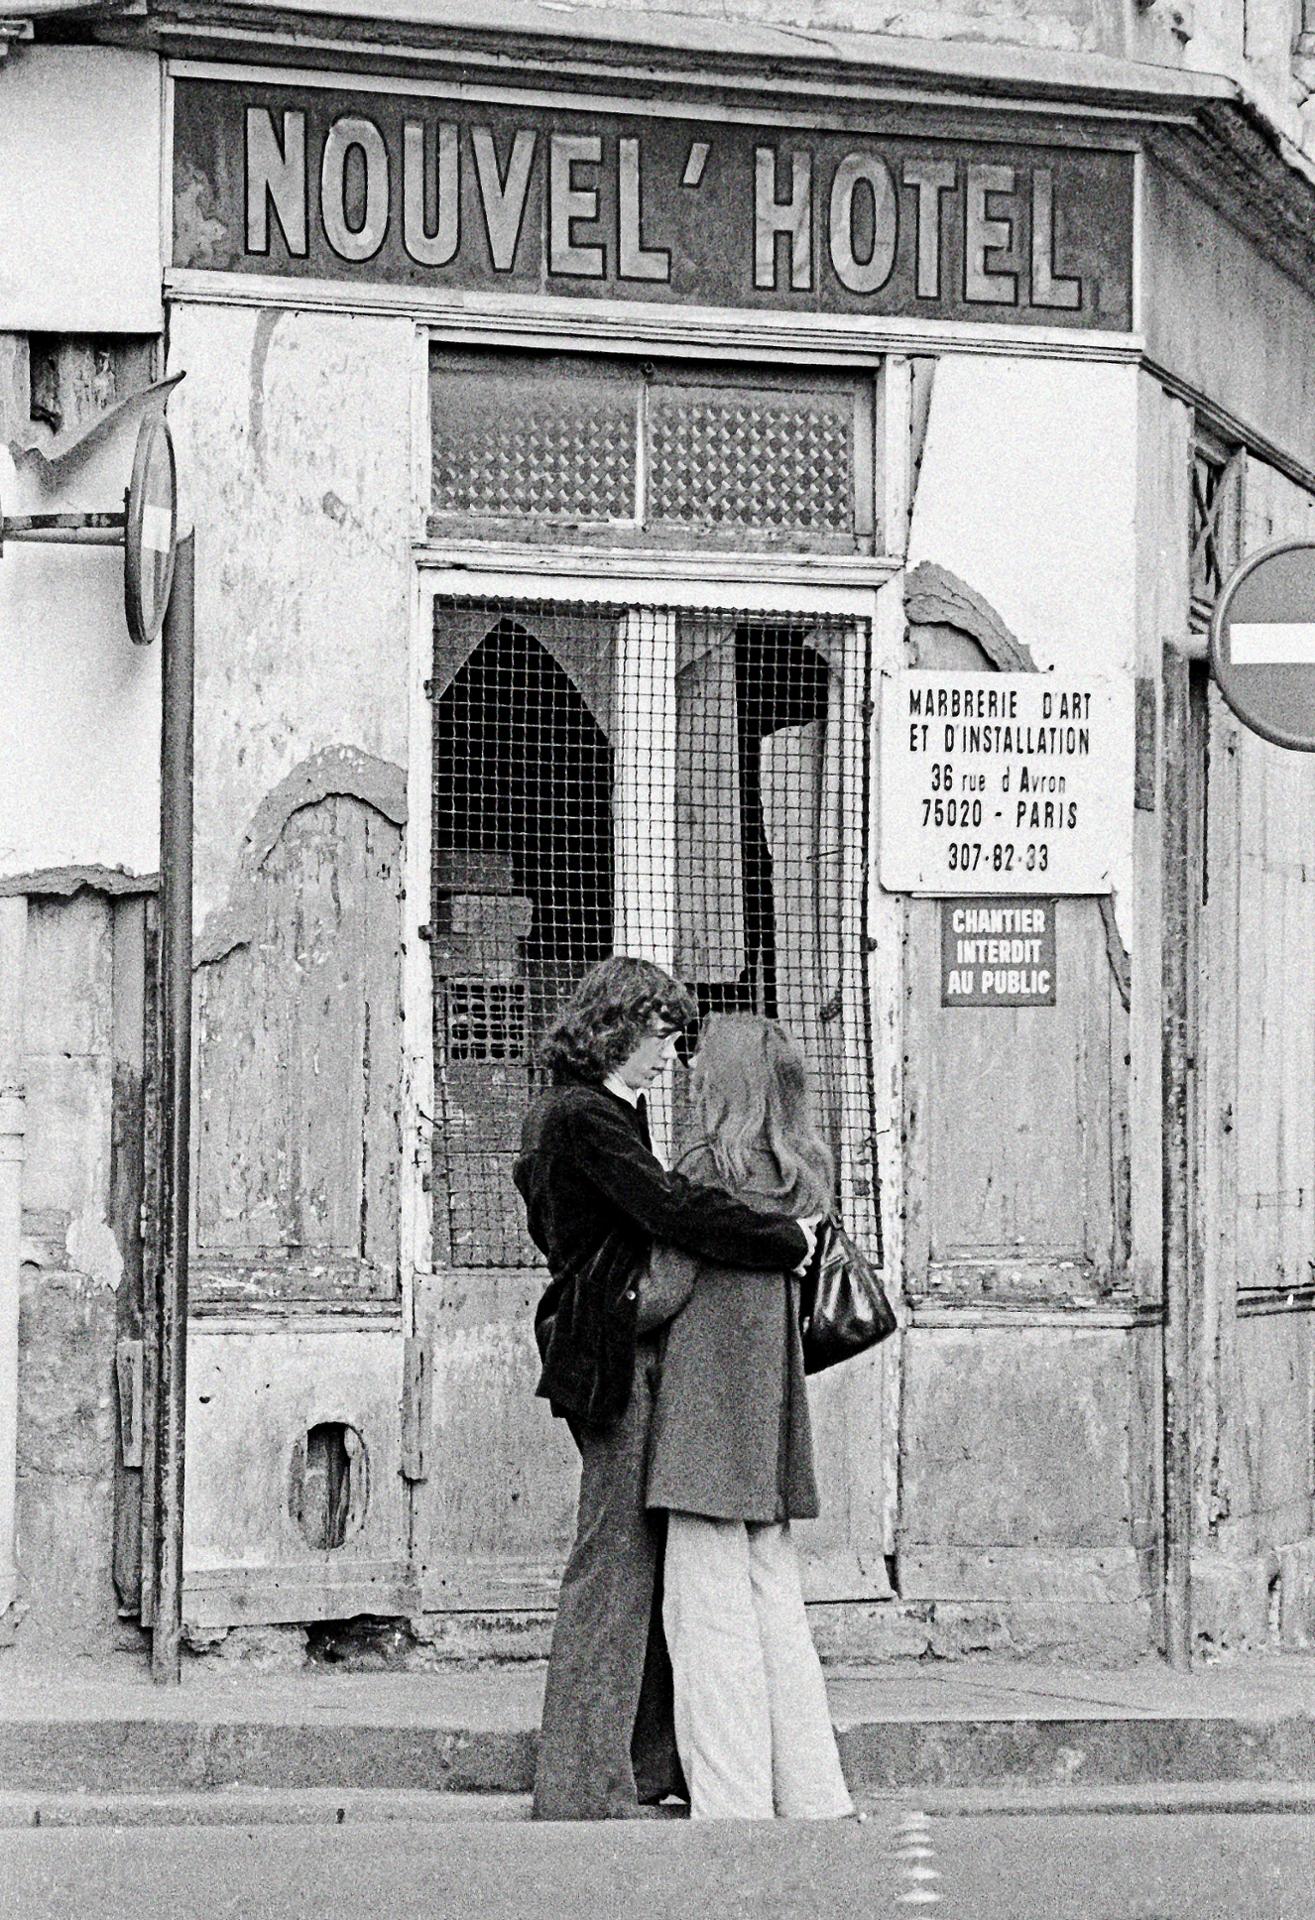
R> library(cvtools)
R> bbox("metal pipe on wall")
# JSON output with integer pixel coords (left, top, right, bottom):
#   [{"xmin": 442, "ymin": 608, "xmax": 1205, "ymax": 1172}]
[
  {"xmin": 0, "ymin": 898, "xmax": 28, "ymax": 1627},
  {"xmin": 1160, "ymin": 640, "xmax": 1193, "ymax": 1672},
  {"xmin": 151, "ymin": 532, "xmax": 194, "ymax": 1684}
]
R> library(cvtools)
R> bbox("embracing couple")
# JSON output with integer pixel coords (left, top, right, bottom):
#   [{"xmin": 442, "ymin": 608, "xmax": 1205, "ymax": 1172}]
[{"xmin": 514, "ymin": 956, "xmax": 854, "ymax": 1822}]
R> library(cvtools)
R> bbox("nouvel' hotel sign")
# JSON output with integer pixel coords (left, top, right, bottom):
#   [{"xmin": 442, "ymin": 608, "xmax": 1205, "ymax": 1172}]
[{"xmin": 172, "ymin": 73, "xmax": 1135, "ymax": 328}]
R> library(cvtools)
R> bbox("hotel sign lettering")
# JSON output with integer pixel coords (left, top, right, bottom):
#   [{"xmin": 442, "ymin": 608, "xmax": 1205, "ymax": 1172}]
[{"xmin": 172, "ymin": 76, "xmax": 1134, "ymax": 328}]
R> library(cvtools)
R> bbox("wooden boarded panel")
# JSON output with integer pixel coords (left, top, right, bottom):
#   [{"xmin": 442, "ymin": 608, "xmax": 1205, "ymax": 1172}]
[
  {"xmin": 1216, "ymin": 456, "xmax": 1315, "ymax": 1298},
  {"xmin": 194, "ymin": 794, "xmax": 403, "ymax": 1304},
  {"xmin": 901, "ymin": 606, "xmax": 1123, "ymax": 1299},
  {"xmin": 905, "ymin": 895, "xmax": 1118, "ymax": 1292},
  {"xmin": 415, "ymin": 1269, "xmax": 579, "ymax": 1609},
  {"xmin": 1198, "ymin": 452, "xmax": 1315, "ymax": 1558},
  {"xmin": 1226, "ymin": 1310, "xmax": 1315, "ymax": 1555},
  {"xmin": 110, "ymin": 896, "xmax": 149, "ymax": 1614},
  {"xmin": 184, "ymin": 1328, "xmax": 410, "ymax": 1625}
]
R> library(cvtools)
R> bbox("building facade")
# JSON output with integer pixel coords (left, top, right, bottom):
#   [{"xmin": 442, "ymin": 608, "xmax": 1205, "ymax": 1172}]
[{"xmin": 3, "ymin": 0, "xmax": 1315, "ymax": 1667}]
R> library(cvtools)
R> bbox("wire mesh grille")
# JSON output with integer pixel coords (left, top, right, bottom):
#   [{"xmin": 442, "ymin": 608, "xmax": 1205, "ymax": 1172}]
[{"xmin": 431, "ymin": 596, "xmax": 875, "ymax": 1269}]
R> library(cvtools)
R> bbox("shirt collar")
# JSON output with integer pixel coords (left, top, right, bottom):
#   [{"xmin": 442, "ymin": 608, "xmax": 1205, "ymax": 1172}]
[{"xmin": 602, "ymin": 1071, "xmax": 640, "ymax": 1108}]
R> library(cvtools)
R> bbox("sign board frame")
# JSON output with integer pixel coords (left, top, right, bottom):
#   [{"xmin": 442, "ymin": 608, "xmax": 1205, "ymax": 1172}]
[
  {"xmin": 878, "ymin": 670, "xmax": 1134, "ymax": 896},
  {"xmin": 1208, "ymin": 537, "xmax": 1315, "ymax": 753},
  {"xmin": 169, "ymin": 67, "xmax": 1136, "ymax": 333}
]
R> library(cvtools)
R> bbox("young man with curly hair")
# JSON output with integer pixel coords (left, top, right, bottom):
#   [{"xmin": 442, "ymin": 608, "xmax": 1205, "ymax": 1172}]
[{"xmin": 515, "ymin": 956, "xmax": 817, "ymax": 1821}]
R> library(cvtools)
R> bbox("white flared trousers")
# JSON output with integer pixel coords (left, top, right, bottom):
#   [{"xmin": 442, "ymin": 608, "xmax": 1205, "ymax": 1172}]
[{"xmin": 662, "ymin": 1513, "xmax": 854, "ymax": 1820}]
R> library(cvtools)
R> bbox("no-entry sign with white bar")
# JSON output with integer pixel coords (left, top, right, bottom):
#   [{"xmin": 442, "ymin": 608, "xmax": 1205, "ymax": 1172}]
[
  {"xmin": 1211, "ymin": 540, "xmax": 1315, "ymax": 750},
  {"xmin": 124, "ymin": 413, "xmax": 178, "ymax": 648},
  {"xmin": 1228, "ymin": 622, "xmax": 1315, "ymax": 666}
]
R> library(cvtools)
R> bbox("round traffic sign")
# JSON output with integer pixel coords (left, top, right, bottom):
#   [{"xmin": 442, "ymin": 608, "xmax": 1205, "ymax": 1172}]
[
  {"xmin": 1210, "ymin": 539, "xmax": 1315, "ymax": 752},
  {"xmin": 124, "ymin": 413, "xmax": 178, "ymax": 646}
]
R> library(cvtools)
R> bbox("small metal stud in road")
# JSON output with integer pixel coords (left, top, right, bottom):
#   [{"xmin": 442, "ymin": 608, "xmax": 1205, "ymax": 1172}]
[
  {"xmin": 1210, "ymin": 538, "xmax": 1315, "ymax": 750},
  {"xmin": 888, "ymin": 1808, "xmax": 943, "ymax": 1910}
]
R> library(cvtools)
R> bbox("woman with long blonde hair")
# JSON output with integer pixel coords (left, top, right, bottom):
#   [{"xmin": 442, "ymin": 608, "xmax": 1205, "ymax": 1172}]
[{"xmin": 645, "ymin": 1013, "xmax": 854, "ymax": 1820}]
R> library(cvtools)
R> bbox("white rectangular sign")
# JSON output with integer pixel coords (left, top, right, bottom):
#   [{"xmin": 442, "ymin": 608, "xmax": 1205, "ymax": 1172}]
[{"xmin": 879, "ymin": 671, "xmax": 1134, "ymax": 895}]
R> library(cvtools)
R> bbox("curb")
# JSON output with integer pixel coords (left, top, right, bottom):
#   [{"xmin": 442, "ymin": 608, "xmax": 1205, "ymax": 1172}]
[
  {"xmin": 835, "ymin": 1713, "xmax": 1315, "ymax": 1791},
  {"xmin": 0, "ymin": 1790, "xmax": 531, "ymax": 1830},
  {"xmin": 3, "ymin": 1781, "xmax": 1315, "ymax": 1831},
  {"xmin": 3, "ymin": 1713, "xmax": 1315, "ymax": 1797},
  {"xmin": 0, "ymin": 1722, "xmax": 536, "ymax": 1795},
  {"xmin": 862, "ymin": 1780, "xmax": 1315, "ymax": 1818}
]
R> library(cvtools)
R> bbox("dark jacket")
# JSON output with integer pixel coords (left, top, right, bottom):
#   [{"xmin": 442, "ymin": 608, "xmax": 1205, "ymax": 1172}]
[
  {"xmin": 514, "ymin": 1080, "xmax": 808, "ymax": 1429},
  {"xmin": 646, "ymin": 1144, "xmax": 819, "ymax": 1524}
]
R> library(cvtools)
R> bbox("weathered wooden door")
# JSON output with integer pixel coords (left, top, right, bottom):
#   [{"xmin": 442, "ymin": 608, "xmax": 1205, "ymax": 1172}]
[
  {"xmin": 413, "ymin": 583, "xmax": 892, "ymax": 1614},
  {"xmin": 1198, "ymin": 673, "xmax": 1315, "ymax": 1551},
  {"xmin": 184, "ymin": 785, "xmax": 412, "ymax": 1628}
]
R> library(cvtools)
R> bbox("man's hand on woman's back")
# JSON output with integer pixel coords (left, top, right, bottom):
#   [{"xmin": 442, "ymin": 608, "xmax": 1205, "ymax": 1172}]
[{"xmin": 794, "ymin": 1215, "xmax": 824, "ymax": 1274}]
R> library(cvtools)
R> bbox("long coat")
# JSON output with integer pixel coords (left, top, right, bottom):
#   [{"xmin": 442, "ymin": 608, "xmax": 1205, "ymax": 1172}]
[
  {"xmin": 645, "ymin": 1144, "xmax": 820, "ymax": 1524},
  {"xmin": 514, "ymin": 1081, "xmax": 808, "ymax": 1428}
]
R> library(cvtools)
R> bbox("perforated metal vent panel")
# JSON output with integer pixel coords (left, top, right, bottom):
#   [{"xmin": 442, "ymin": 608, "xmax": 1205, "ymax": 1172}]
[
  {"xmin": 648, "ymin": 387, "xmax": 854, "ymax": 532},
  {"xmin": 431, "ymin": 366, "xmax": 637, "ymax": 522},
  {"xmin": 429, "ymin": 351, "xmax": 868, "ymax": 546},
  {"xmin": 430, "ymin": 596, "xmax": 877, "ymax": 1270}
]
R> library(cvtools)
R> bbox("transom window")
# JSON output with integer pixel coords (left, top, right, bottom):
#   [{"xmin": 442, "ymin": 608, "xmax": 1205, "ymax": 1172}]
[
  {"xmin": 429, "ymin": 349, "xmax": 875, "ymax": 553},
  {"xmin": 429, "ymin": 595, "xmax": 877, "ymax": 1269}
]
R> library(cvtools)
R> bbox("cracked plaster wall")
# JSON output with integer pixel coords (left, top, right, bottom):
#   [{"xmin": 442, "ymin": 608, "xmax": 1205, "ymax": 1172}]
[
  {"xmin": 9, "ymin": 894, "xmax": 136, "ymax": 1661},
  {"xmin": 0, "ymin": 374, "xmax": 162, "ymax": 887},
  {"xmin": 532, "ymin": 0, "xmax": 1162, "ymax": 58},
  {"xmin": 166, "ymin": 304, "xmax": 414, "ymax": 931},
  {"xmin": 519, "ymin": 0, "xmax": 1303, "ymax": 78}
]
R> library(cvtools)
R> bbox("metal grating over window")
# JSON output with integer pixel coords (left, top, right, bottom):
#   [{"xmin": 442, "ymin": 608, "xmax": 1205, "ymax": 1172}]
[
  {"xmin": 444, "ymin": 979, "xmax": 529, "ymax": 1062},
  {"xmin": 1190, "ymin": 435, "xmax": 1244, "ymax": 625},
  {"xmin": 647, "ymin": 386, "xmax": 854, "ymax": 532},
  {"xmin": 430, "ymin": 596, "xmax": 878, "ymax": 1270},
  {"xmin": 429, "ymin": 350, "xmax": 871, "ymax": 548},
  {"xmin": 431, "ymin": 360, "xmax": 637, "ymax": 522}
]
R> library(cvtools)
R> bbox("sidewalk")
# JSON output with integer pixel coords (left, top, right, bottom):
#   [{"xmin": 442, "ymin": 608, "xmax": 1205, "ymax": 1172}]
[{"xmin": 2, "ymin": 1653, "xmax": 1315, "ymax": 1819}]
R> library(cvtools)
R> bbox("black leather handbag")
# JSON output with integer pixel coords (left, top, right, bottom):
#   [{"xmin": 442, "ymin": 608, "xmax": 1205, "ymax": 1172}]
[{"xmin": 798, "ymin": 1217, "xmax": 897, "ymax": 1375}]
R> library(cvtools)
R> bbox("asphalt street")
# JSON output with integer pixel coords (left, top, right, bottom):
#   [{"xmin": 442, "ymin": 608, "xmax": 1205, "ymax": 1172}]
[{"xmin": 1, "ymin": 1809, "xmax": 1312, "ymax": 1920}]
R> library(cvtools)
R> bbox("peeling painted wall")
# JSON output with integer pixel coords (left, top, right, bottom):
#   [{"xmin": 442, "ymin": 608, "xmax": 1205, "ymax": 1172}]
[
  {"xmin": 486, "ymin": 0, "xmax": 1214, "ymax": 63},
  {"xmin": 908, "ymin": 353, "xmax": 1138, "ymax": 912},
  {"xmin": 1142, "ymin": 160, "xmax": 1315, "ymax": 471},
  {"xmin": 166, "ymin": 305, "xmax": 415, "ymax": 932},
  {"xmin": 0, "ymin": 48, "xmax": 164, "ymax": 877},
  {"xmin": 908, "ymin": 356, "xmax": 1139, "ymax": 670}
]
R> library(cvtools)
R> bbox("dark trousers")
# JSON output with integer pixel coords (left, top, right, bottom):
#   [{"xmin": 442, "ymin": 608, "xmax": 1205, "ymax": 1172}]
[{"xmin": 532, "ymin": 1335, "xmax": 687, "ymax": 1820}]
